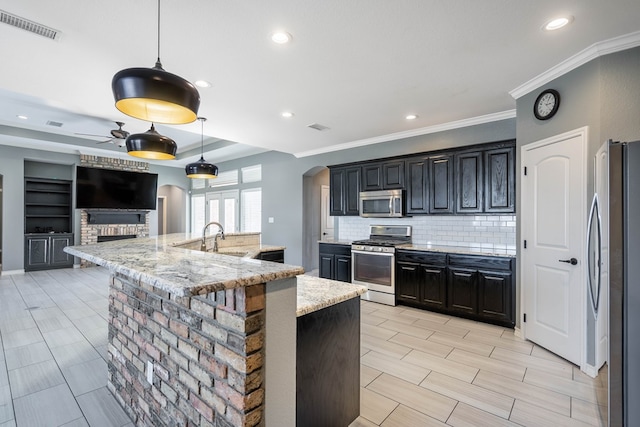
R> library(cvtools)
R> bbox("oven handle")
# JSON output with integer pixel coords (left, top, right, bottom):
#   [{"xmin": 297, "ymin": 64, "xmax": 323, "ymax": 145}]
[{"xmin": 351, "ymin": 250, "xmax": 395, "ymax": 257}]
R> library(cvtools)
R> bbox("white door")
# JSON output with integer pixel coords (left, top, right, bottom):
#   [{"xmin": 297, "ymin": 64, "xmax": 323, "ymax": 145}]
[
  {"xmin": 206, "ymin": 190, "xmax": 239, "ymax": 233},
  {"xmin": 522, "ymin": 128, "xmax": 587, "ymax": 366},
  {"xmin": 320, "ymin": 185, "xmax": 334, "ymax": 240}
]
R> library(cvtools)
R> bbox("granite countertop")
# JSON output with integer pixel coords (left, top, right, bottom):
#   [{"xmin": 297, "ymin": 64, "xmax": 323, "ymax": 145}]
[
  {"xmin": 317, "ymin": 240, "xmax": 352, "ymax": 246},
  {"xmin": 215, "ymin": 245, "xmax": 285, "ymax": 259},
  {"xmin": 397, "ymin": 244, "xmax": 516, "ymax": 258},
  {"xmin": 296, "ymin": 275, "xmax": 367, "ymax": 317},
  {"xmin": 64, "ymin": 233, "xmax": 304, "ymax": 297}
]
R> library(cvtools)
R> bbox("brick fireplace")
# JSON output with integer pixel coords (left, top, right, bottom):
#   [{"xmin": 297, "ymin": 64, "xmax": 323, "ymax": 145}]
[{"xmin": 79, "ymin": 155, "xmax": 151, "ymax": 266}]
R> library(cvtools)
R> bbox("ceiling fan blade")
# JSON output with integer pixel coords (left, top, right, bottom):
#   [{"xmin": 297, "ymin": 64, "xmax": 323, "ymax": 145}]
[
  {"xmin": 76, "ymin": 132, "xmax": 110, "ymax": 138},
  {"xmin": 96, "ymin": 138, "xmax": 115, "ymax": 144}
]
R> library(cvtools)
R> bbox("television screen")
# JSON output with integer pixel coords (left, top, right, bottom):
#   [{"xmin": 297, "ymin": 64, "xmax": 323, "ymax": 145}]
[{"xmin": 75, "ymin": 166, "xmax": 158, "ymax": 210}]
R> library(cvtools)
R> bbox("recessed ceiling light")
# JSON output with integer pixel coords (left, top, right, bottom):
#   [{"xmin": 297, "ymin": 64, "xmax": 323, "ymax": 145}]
[
  {"xmin": 17, "ymin": 115, "xmax": 28, "ymax": 120},
  {"xmin": 272, "ymin": 31, "xmax": 292, "ymax": 44},
  {"xmin": 195, "ymin": 80, "xmax": 212, "ymax": 88},
  {"xmin": 405, "ymin": 114, "xmax": 418, "ymax": 120},
  {"xmin": 543, "ymin": 16, "xmax": 573, "ymax": 31},
  {"xmin": 281, "ymin": 111, "xmax": 294, "ymax": 118}
]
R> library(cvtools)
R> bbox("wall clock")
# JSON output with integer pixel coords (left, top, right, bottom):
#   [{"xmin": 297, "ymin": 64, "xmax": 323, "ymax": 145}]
[{"xmin": 534, "ymin": 89, "xmax": 560, "ymax": 120}]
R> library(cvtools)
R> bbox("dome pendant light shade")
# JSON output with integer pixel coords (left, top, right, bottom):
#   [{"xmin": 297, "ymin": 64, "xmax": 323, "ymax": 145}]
[
  {"xmin": 111, "ymin": 0, "xmax": 200, "ymax": 125},
  {"xmin": 186, "ymin": 117, "xmax": 218, "ymax": 179},
  {"xmin": 112, "ymin": 64, "xmax": 200, "ymax": 125},
  {"xmin": 126, "ymin": 123, "xmax": 177, "ymax": 160}
]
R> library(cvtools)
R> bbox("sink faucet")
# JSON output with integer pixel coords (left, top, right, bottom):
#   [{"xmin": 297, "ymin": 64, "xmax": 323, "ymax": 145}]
[{"xmin": 201, "ymin": 221, "xmax": 225, "ymax": 252}]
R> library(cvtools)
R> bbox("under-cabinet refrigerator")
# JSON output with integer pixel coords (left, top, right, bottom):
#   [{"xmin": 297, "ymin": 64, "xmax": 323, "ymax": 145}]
[{"xmin": 609, "ymin": 140, "xmax": 640, "ymax": 426}]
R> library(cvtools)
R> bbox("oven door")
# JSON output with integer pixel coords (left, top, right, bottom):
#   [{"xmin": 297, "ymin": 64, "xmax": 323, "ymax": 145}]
[{"xmin": 351, "ymin": 250, "xmax": 395, "ymax": 295}]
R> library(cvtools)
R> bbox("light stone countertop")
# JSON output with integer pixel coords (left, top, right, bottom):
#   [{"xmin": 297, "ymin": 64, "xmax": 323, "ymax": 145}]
[
  {"xmin": 397, "ymin": 244, "xmax": 516, "ymax": 258},
  {"xmin": 296, "ymin": 275, "xmax": 367, "ymax": 317},
  {"xmin": 317, "ymin": 240, "xmax": 353, "ymax": 246},
  {"xmin": 64, "ymin": 233, "xmax": 303, "ymax": 297}
]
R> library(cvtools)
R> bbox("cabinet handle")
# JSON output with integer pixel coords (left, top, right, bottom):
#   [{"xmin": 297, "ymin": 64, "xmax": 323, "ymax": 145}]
[
  {"xmin": 483, "ymin": 276, "xmax": 503, "ymax": 281},
  {"xmin": 424, "ymin": 269, "xmax": 441, "ymax": 274},
  {"xmin": 455, "ymin": 272, "xmax": 473, "ymax": 277}
]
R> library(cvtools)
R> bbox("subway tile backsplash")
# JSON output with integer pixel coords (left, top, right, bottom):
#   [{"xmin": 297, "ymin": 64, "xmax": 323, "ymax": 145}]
[{"xmin": 338, "ymin": 215, "xmax": 516, "ymax": 255}]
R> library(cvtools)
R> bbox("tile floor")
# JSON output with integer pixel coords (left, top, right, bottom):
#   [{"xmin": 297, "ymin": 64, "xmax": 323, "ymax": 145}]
[{"xmin": 0, "ymin": 269, "xmax": 607, "ymax": 427}]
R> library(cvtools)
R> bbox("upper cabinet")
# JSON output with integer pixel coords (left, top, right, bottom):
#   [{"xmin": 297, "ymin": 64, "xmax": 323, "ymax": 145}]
[
  {"xmin": 484, "ymin": 146, "xmax": 515, "ymax": 213},
  {"xmin": 429, "ymin": 154, "xmax": 454, "ymax": 214},
  {"xmin": 329, "ymin": 139, "xmax": 515, "ymax": 217},
  {"xmin": 329, "ymin": 165, "xmax": 361, "ymax": 216},
  {"xmin": 361, "ymin": 160, "xmax": 405, "ymax": 191},
  {"xmin": 455, "ymin": 151, "xmax": 484, "ymax": 214}
]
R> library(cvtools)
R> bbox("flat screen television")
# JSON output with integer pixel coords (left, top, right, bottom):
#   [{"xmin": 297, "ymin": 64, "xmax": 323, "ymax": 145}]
[{"xmin": 75, "ymin": 166, "xmax": 158, "ymax": 210}]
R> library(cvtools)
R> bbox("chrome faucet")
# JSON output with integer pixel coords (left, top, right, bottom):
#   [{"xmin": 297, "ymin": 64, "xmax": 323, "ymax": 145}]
[{"xmin": 201, "ymin": 221, "xmax": 225, "ymax": 252}]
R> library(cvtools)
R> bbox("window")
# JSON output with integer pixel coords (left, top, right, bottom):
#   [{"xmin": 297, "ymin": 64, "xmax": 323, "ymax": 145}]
[
  {"xmin": 242, "ymin": 165, "xmax": 262, "ymax": 183},
  {"xmin": 206, "ymin": 190, "xmax": 239, "ymax": 232},
  {"xmin": 241, "ymin": 188, "xmax": 262, "ymax": 232},
  {"xmin": 209, "ymin": 170, "xmax": 239, "ymax": 188},
  {"xmin": 191, "ymin": 194, "xmax": 205, "ymax": 233}
]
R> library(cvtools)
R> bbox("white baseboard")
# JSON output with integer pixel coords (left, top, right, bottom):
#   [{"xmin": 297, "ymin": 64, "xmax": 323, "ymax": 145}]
[
  {"xmin": 514, "ymin": 326, "xmax": 523, "ymax": 339},
  {"xmin": 1, "ymin": 269, "xmax": 25, "ymax": 276},
  {"xmin": 73, "ymin": 263, "xmax": 81, "ymax": 269},
  {"xmin": 581, "ymin": 364, "xmax": 598, "ymax": 378}
]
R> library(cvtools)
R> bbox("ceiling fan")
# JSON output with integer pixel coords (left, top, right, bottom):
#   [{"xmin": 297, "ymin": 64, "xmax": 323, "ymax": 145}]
[{"xmin": 75, "ymin": 121, "xmax": 130, "ymax": 147}]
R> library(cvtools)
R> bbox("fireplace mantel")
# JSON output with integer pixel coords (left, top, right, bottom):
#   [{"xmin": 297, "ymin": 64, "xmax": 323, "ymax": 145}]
[{"xmin": 84, "ymin": 210, "xmax": 147, "ymax": 225}]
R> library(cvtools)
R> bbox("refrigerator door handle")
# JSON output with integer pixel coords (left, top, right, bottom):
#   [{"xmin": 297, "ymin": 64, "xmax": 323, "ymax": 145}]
[{"xmin": 586, "ymin": 192, "xmax": 602, "ymax": 317}]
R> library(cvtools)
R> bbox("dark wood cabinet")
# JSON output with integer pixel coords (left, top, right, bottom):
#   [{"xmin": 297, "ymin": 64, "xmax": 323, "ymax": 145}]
[
  {"xmin": 396, "ymin": 250, "xmax": 515, "ymax": 327},
  {"xmin": 25, "ymin": 233, "xmax": 74, "ymax": 271},
  {"xmin": 447, "ymin": 267, "xmax": 479, "ymax": 315},
  {"xmin": 396, "ymin": 250, "xmax": 447, "ymax": 309},
  {"xmin": 257, "ymin": 250, "xmax": 284, "ymax": 263},
  {"xmin": 485, "ymin": 146, "xmax": 515, "ymax": 213},
  {"xmin": 329, "ymin": 166, "xmax": 360, "ymax": 216},
  {"xmin": 319, "ymin": 243, "xmax": 352, "ymax": 283},
  {"xmin": 429, "ymin": 154, "xmax": 454, "ymax": 214},
  {"xmin": 405, "ymin": 156, "xmax": 429, "ymax": 215},
  {"xmin": 361, "ymin": 160, "xmax": 405, "ymax": 191},
  {"xmin": 455, "ymin": 151, "xmax": 483, "ymax": 213}
]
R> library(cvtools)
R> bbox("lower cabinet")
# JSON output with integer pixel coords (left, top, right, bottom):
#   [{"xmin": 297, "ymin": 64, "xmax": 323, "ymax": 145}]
[
  {"xmin": 319, "ymin": 243, "xmax": 352, "ymax": 283},
  {"xmin": 396, "ymin": 250, "xmax": 514, "ymax": 327},
  {"xmin": 257, "ymin": 250, "xmax": 284, "ymax": 263},
  {"xmin": 25, "ymin": 233, "xmax": 74, "ymax": 272}
]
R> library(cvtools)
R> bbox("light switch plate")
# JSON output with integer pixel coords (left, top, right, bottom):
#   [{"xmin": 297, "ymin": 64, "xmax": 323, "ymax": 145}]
[{"xmin": 268, "ymin": 217, "xmax": 275, "ymax": 223}]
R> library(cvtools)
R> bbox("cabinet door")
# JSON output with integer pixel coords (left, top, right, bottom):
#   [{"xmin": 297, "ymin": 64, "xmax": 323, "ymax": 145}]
[
  {"xmin": 335, "ymin": 255, "xmax": 352, "ymax": 283},
  {"xmin": 405, "ymin": 157, "xmax": 429, "ymax": 214},
  {"xmin": 382, "ymin": 161, "xmax": 404, "ymax": 189},
  {"xmin": 485, "ymin": 146, "xmax": 515, "ymax": 213},
  {"xmin": 456, "ymin": 151, "xmax": 483, "ymax": 213},
  {"xmin": 429, "ymin": 155, "xmax": 454, "ymax": 214},
  {"xmin": 25, "ymin": 236, "xmax": 49, "ymax": 270},
  {"xmin": 50, "ymin": 235, "xmax": 73, "ymax": 266},
  {"xmin": 319, "ymin": 253, "xmax": 335, "ymax": 279},
  {"xmin": 329, "ymin": 168, "xmax": 346, "ymax": 216},
  {"xmin": 361, "ymin": 163, "xmax": 382, "ymax": 191},
  {"xmin": 344, "ymin": 167, "xmax": 362, "ymax": 216},
  {"xmin": 478, "ymin": 270, "xmax": 513, "ymax": 325},
  {"xmin": 447, "ymin": 267, "xmax": 478, "ymax": 315},
  {"xmin": 396, "ymin": 262, "xmax": 420, "ymax": 302},
  {"xmin": 421, "ymin": 265, "xmax": 447, "ymax": 309}
]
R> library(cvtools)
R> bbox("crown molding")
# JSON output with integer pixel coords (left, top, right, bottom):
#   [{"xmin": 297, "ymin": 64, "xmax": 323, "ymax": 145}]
[
  {"xmin": 510, "ymin": 30, "xmax": 640, "ymax": 100},
  {"xmin": 294, "ymin": 110, "xmax": 516, "ymax": 158}
]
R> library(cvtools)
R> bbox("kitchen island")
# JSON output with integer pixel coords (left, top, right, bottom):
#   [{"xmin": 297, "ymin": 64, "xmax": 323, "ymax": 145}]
[{"xmin": 64, "ymin": 233, "xmax": 366, "ymax": 427}]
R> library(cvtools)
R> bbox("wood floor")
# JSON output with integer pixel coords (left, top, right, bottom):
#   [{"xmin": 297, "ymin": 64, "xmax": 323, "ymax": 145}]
[
  {"xmin": 350, "ymin": 300, "xmax": 608, "ymax": 427},
  {"xmin": 1, "ymin": 269, "xmax": 607, "ymax": 426}
]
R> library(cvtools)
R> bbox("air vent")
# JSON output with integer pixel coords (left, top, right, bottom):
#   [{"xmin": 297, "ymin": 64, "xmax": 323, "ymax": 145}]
[
  {"xmin": 46, "ymin": 120, "xmax": 63, "ymax": 127},
  {"xmin": 0, "ymin": 10, "xmax": 60, "ymax": 40},
  {"xmin": 307, "ymin": 123, "xmax": 330, "ymax": 131}
]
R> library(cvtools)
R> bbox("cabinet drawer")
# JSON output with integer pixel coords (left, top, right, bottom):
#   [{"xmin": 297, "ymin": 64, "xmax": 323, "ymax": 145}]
[
  {"xmin": 448, "ymin": 254, "xmax": 512, "ymax": 271},
  {"xmin": 319, "ymin": 243, "xmax": 351, "ymax": 256},
  {"xmin": 396, "ymin": 250, "xmax": 446, "ymax": 265}
]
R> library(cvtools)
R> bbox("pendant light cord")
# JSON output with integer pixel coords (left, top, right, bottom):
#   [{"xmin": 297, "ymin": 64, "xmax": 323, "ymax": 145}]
[
  {"xmin": 199, "ymin": 117, "xmax": 206, "ymax": 160},
  {"xmin": 155, "ymin": 0, "xmax": 162, "ymax": 69}
]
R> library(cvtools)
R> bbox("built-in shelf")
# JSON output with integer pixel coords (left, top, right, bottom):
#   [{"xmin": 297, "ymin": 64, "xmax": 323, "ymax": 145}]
[{"xmin": 24, "ymin": 177, "xmax": 72, "ymax": 234}]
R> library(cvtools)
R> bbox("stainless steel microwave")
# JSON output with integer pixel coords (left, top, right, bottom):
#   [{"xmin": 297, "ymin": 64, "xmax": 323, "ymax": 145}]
[{"xmin": 359, "ymin": 190, "xmax": 404, "ymax": 217}]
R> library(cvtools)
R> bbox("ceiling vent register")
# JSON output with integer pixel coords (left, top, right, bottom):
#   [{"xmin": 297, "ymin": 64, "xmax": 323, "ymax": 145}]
[
  {"xmin": 307, "ymin": 123, "xmax": 330, "ymax": 131},
  {"xmin": 0, "ymin": 10, "xmax": 60, "ymax": 40}
]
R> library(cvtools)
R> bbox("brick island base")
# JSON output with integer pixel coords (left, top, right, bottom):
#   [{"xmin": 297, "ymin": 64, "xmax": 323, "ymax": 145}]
[{"xmin": 107, "ymin": 272, "xmax": 296, "ymax": 427}]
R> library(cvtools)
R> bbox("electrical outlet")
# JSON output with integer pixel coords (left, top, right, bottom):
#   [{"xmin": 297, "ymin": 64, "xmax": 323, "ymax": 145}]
[{"xmin": 146, "ymin": 361, "xmax": 153, "ymax": 384}]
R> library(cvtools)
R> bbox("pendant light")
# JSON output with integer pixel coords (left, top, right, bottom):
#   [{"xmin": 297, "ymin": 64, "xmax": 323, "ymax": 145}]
[
  {"xmin": 111, "ymin": 0, "xmax": 200, "ymax": 125},
  {"xmin": 126, "ymin": 123, "xmax": 177, "ymax": 160},
  {"xmin": 186, "ymin": 117, "xmax": 218, "ymax": 179}
]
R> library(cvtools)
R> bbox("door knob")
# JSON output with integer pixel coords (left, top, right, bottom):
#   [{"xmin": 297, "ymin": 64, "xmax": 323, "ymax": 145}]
[{"xmin": 559, "ymin": 258, "xmax": 578, "ymax": 265}]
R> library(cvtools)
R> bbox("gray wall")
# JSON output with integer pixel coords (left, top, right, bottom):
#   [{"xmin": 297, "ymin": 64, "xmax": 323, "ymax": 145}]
[
  {"xmin": 515, "ymin": 46, "xmax": 640, "ymax": 336},
  {"xmin": 157, "ymin": 185, "xmax": 188, "ymax": 235},
  {"xmin": 216, "ymin": 119, "xmax": 516, "ymax": 267}
]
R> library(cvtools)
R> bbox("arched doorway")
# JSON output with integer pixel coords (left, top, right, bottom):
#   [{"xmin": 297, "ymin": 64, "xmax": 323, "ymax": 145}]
[{"xmin": 302, "ymin": 166, "xmax": 332, "ymax": 272}]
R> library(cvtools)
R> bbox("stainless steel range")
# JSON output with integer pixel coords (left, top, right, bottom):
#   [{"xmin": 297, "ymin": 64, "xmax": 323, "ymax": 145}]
[{"xmin": 351, "ymin": 225, "xmax": 412, "ymax": 306}]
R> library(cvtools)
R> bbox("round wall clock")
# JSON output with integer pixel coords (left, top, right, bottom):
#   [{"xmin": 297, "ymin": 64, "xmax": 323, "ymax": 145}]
[{"xmin": 534, "ymin": 89, "xmax": 560, "ymax": 120}]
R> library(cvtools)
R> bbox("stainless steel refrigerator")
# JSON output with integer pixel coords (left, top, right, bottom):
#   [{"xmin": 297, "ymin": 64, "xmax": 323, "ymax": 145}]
[{"xmin": 609, "ymin": 140, "xmax": 640, "ymax": 426}]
